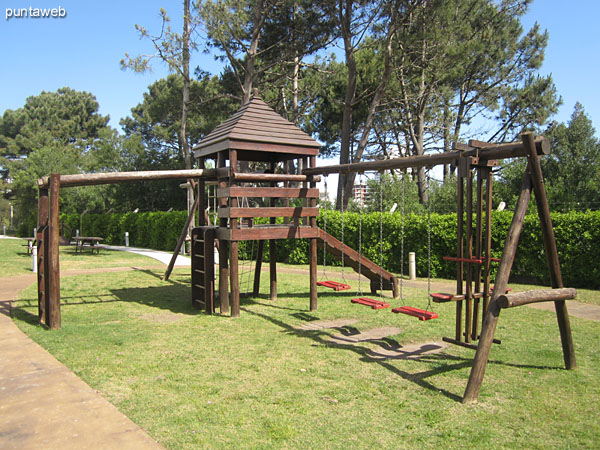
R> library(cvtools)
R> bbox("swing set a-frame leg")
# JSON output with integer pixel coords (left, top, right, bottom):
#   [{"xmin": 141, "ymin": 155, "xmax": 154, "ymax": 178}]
[{"xmin": 462, "ymin": 133, "xmax": 576, "ymax": 403}]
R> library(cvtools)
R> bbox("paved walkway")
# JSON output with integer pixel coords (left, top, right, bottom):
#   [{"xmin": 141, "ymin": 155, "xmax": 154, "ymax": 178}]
[
  {"xmin": 103, "ymin": 244, "xmax": 190, "ymax": 266},
  {"xmin": 0, "ymin": 274, "xmax": 163, "ymax": 449}
]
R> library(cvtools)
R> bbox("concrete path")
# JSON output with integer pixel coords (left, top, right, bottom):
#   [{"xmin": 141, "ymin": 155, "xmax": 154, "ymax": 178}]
[
  {"xmin": 0, "ymin": 277, "xmax": 163, "ymax": 449},
  {"xmin": 103, "ymin": 244, "xmax": 190, "ymax": 266}
]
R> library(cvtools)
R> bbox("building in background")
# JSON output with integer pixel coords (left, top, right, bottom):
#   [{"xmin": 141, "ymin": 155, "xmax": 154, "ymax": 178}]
[{"xmin": 353, "ymin": 182, "xmax": 370, "ymax": 208}]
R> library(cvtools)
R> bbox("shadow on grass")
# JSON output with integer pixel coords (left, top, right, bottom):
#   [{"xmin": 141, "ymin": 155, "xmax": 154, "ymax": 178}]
[
  {"xmin": 10, "ymin": 302, "xmax": 41, "ymax": 326},
  {"xmin": 240, "ymin": 305, "xmax": 470, "ymax": 402},
  {"xmin": 12, "ymin": 268, "xmax": 196, "ymax": 318}
]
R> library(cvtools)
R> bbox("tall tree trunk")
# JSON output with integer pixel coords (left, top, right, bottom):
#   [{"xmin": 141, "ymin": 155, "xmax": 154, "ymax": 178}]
[
  {"xmin": 336, "ymin": 3, "xmax": 357, "ymax": 210},
  {"xmin": 443, "ymin": 103, "xmax": 451, "ymax": 180},
  {"xmin": 181, "ymin": 0, "xmax": 191, "ymax": 170}
]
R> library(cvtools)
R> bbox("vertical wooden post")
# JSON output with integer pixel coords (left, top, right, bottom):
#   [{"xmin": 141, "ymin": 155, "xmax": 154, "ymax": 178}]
[
  {"xmin": 37, "ymin": 188, "xmax": 49, "ymax": 326},
  {"xmin": 198, "ymin": 158, "xmax": 206, "ymax": 227},
  {"xmin": 482, "ymin": 167, "xmax": 493, "ymax": 323},
  {"xmin": 472, "ymin": 167, "xmax": 484, "ymax": 340},
  {"xmin": 48, "ymin": 174, "xmax": 61, "ymax": 330},
  {"xmin": 455, "ymin": 160, "xmax": 465, "ymax": 341},
  {"xmin": 217, "ymin": 151, "xmax": 229, "ymax": 314},
  {"xmin": 229, "ymin": 150, "xmax": 240, "ymax": 317},
  {"xmin": 309, "ymin": 156, "xmax": 318, "ymax": 311},
  {"xmin": 465, "ymin": 167, "xmax": 474, "ymax": 343},
  {"xmin": 253, "ymin": 240, "xmax": 264, "ymax": 296},
  {"xmin": 269, "ymin": 161, "xmax": 277, "ymax": 301},
  {"xmin": 463, "ymin": 167, "xmax": 533, "ymax": 403},
  {"xmin": 522, "ymin": 132, "xmax": 576, "ymax": 370}
]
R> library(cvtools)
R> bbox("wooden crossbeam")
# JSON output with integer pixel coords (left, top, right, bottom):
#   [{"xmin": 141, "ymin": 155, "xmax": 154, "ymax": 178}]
[
  {"xmin": 218, "ymin": 206, "xmax": 319, "ymax": 219},
  {"xmin": 498, "ymin": 288, "xmax": 576, "ymax": 309},
  {"xmin": 217, "ymin": 187, "xmax": 319, "ymax": 199}
]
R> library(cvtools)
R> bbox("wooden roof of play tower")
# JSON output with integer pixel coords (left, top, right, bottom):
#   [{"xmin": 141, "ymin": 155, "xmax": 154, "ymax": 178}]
[{"xmin": 193, "ymin": 94, "xmax": 320, "ymax": 162}]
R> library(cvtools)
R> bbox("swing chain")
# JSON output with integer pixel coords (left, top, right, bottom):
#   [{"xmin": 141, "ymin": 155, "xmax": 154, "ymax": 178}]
[
  {"xmin": 400, "ymin": 171, "xmax": 405, "ymax": 304},
  {"xmin": 357, "ymin": 173, "xmax": 363, "ymax": 296},
  {"xmin": 426, "ymin": 171, "xmax": 433, "ymax": 311},
  {"xmin": 341, "ymin": 179, "xmax": 346, "ymax": 284},
  {"xmin": 322, "ymin": 176, "xmax": 328, "ymax": 280},
  {"xmin": 379, "ymin": 171, "xmax": 384, "ymax": 300}
]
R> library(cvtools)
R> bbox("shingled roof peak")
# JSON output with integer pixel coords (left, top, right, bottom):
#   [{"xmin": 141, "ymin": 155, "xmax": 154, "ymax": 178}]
[{"xmin": 193, "ymin": 92, "xmax": 320, "ymax": 157}]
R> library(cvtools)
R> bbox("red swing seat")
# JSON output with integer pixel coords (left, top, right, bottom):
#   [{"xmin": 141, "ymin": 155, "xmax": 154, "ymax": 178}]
[
  {"xmin": 351, "ymin": 297, "xmax": 390, "ymax": 309},
  {"xmin": 317, "ymin": 280, "xmax": 352, "ymax": 291},
  {"xmin": 392, "ymin": 306, "xmax": 438, "ymax": 321}
]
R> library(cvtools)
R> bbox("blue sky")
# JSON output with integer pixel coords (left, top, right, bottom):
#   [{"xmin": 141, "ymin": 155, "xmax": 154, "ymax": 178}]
[{"xmin": 1, "ymin": 0, "xmax": 599, "ymax": 136}]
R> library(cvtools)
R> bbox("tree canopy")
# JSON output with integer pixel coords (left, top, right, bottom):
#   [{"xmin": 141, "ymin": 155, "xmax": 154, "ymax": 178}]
[{"xmin": 4, "ymin": 0, "xmax": 600, "ymax": 236}]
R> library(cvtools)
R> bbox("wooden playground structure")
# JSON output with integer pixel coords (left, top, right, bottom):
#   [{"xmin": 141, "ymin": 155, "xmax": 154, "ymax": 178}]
[{"xmin": 35, "ymin": 94, "xmax": 576, "ymax": 403}]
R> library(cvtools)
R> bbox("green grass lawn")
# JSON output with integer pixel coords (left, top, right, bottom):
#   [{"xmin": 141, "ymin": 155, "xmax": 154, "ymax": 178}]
[
  {"xmin": 10, "ymin": 259, "xmax": 600, "ymax": 449},
  {"xmin": 0, "ymin": 238, "xmax": 161, "ymax": 278}
]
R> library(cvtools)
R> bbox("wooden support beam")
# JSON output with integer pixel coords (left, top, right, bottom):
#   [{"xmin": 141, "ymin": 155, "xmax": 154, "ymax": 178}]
[
  {"xmin": 229, "ymin": 149, "xmax": 240, "ymax": 317},
  {"xmin": 38, "ymin": 168, "xmax": 217, "ymax": 188},
  {"xmin": 218, "ymin": 206, "xmax": 319, "ymax": 219},
  {"xmin": 217, "ymin": 187, "xmax": 319, "ymax": 199},
  {"xmin": 37, "ymin": 188, "xmax": 49, "ymax": 326},
  {"xmin": 216, "ymin": 226, "xmax": 320, "ymax": 241},
  {"xmin": 303, "ymin": 136, "xmax": 550, "ymax": 176},
  {"xmin": 163, "ymin": 192, "xmax": 201, "ymax": 281},
  {"xmin": 253, "ymin": 240, "xmax": 264, "ymax": 296},
  {"xmin": 465, "ymin": 169, "xmax": 474, "ymax": 344},
  {"xmin": 48, "ymin": 174, "xmax": 61, "ymax": 330},
  {"xmin": 472, "ymin": 168, "xmax": 485, "ymax": 340},
  {"xmin": 498, "ymin": 288, "xmax": 576, "ymax": 309},
  {"xmin": 523, "ymin": 132, "xmax": 576, "ymax": 370},
  {"xmin": 309, "ymin": 155, "xmax": 318, "ymax": 311},
  {"xmin": 269, "ymin": 162, "xmax": 277, "ymax": 302},
  {"xmin": 231, "ymin": 172, "xmax": 320, "ymax": 183},
  {"xmin": 217, "ymin": 151, "xmax": 229, "ymax": 314},
  {"xmin": 455, "ymin": 169, "xmax": 464, "ymax": 341},
  {"xmin": 462, "ymin": 166, "xmax": 533, "ymax": 403}
]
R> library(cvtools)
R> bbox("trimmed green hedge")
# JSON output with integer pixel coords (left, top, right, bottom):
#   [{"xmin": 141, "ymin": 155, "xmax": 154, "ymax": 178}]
[
  {"xmin": 62, "ymin": 211, "xmax": 188, "ymax": 251},
  {"xmin": 61, "ymin": 210, "xmax": 600, "ymax": 289}
]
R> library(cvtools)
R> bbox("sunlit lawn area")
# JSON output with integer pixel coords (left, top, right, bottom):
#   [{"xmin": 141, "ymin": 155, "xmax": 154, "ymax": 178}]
[
  {"xmin": 7, "ymin": 237, "xmax": 600, "ymax": 449},
  {"xmin": 0, "ymin": 237, "xmax": 163, "ymax": 278}
]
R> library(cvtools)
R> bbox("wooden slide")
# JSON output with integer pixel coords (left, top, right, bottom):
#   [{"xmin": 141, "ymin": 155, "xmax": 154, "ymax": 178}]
[{"xmin": 317, "ymin": 228, "xmax": 399, "ymax": 298}]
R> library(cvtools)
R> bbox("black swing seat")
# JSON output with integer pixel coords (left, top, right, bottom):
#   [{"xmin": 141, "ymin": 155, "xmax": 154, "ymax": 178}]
[
  {"xmin": 317, "ymin": 280, "xmax": 351, "ymax": 291},
  {"xmin": 392, "ymin": 306, "xmax": 438, "ymax": 321},
  {"xmin": 351, "ymin": 297, "xmax": 390, "ymax": 309}
]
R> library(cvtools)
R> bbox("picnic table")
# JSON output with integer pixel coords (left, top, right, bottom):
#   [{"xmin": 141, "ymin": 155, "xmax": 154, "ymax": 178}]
[
  {"xmin": 24, "ymin": 238, "xmax": 36, "ymax": 255},
  {"xmin": 73, "ymin": 236, "xmax": 103, "ymax": 254}
]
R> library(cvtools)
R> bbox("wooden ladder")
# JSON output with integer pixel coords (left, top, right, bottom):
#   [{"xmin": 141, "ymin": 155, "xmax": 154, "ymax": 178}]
[{"xmin": 191, "ymin": 226, "xmax": 217, "ymax": 313}]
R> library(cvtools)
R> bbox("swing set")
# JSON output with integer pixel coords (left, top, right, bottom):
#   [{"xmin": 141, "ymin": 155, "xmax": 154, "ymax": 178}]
[
  {"xmin": 320, "ymin": 171, "xmax": 438, "ymax": 320},
  {"xmin": 303, "ymin": 133, "xmax": 577, "ymax": 403}
]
